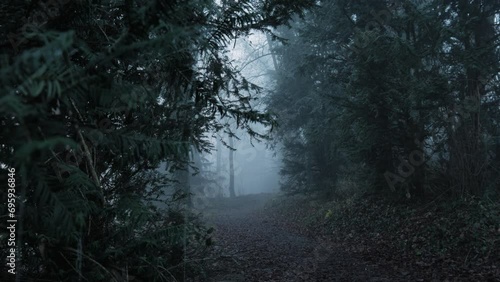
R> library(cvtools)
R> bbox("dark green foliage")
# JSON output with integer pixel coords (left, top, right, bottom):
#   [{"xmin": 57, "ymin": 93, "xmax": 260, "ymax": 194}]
[
  {"xmin": 269, "ymin": 0, "xmax": 500, "ymax": 200},
  {"xmin": 0, "ymin": 0, "xmax": 314, "ymax": 280}
]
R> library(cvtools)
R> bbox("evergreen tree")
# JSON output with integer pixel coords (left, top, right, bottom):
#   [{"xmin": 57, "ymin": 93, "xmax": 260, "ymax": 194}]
[
  {"xmin": 0, "ymin": 0, "xmax": 315, "ymax": 280},
  {"xmin": 270, "ymin": 0, "xmax": 500, "ymax": 199}
]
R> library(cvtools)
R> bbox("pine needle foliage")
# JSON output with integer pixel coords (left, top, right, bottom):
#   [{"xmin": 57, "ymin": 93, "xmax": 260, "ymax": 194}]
[
  {"xmin": 270, "ymin": 0, "xmax": 500, "ymax": 200},
  {"xmin": 0, "ymin": 0, "xmax": 314, "ymax": 280}
]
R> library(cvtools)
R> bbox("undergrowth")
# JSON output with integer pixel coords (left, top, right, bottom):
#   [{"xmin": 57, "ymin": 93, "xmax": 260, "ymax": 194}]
[{"xmin": 268, "ymin": 193, "xmax": 499, "ymax": 276}]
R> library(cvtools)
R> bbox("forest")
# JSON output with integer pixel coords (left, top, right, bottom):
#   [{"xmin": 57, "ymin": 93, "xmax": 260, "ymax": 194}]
[{"xmin": 0, "ymin": 0, "xmax": 499, "ymax": 281}]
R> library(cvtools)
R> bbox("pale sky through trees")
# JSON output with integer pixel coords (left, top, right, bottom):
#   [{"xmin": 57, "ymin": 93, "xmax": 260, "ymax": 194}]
[{"xmin": 205, "ymin": 31, "xmax": 281, "ymax": 196}]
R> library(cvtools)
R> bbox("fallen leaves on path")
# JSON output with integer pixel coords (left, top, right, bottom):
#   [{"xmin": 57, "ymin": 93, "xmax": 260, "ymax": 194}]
[{"xmin": 192, "ymin": 194, "xmax": 409, "ymax": 282}]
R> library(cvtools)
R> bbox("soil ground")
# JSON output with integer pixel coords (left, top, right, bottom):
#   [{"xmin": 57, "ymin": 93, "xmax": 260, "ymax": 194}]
[{"xmin": 196, "ymin": 193, "xmax": 412, "ymax": 282}]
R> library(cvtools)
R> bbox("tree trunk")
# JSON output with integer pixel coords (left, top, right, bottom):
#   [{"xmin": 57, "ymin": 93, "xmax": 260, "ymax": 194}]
[
  {"xmin": 228, "ymin": 135, "xmax": 236, "ymax": 197},
  {"xmin": 266, "ymin": 33, "xmax": 279, "ymax": 71},
  {"xmin": 448, "ymin": 1, "xmax": 492, "ymax": 197},
  {"xmin": 176, "ymin": 162, "xmax": 192, "ymax": 207},
  {"xmin": 216, "ymin": 137, "xmax": 222, "ymax": 173},
  {"xmin": 216, "ymin": 138, "xmax": 223, "ymax": 197},
  {"xmin": 190, "ymin": 146, "xmax": 204, "ymax": 204}
]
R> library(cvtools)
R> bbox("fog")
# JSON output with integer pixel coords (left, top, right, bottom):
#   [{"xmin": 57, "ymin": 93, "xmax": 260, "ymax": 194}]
[
  {"xmin": 3, "ymin": 1, "xmax": 499, "ymax": 281},
  {"xmin": 197, "ymin": 32, "xmax": 282, "ymax": 197}
]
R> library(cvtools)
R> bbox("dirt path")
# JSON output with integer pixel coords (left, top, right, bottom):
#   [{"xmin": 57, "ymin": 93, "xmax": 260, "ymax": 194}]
[{"xmin": 197, "ymin": 194, "xmax": 405, "ymax": 282}]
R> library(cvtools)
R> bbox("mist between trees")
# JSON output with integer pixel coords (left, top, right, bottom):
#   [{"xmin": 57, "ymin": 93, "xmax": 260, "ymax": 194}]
[
  {"xmin": 269, "ymin": 0, "xmax": 500, "ymax": 200},
  {"xmin": 0, "ymin": 0, "xmax": 499, "ymax": 281}
]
